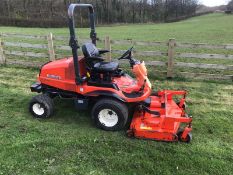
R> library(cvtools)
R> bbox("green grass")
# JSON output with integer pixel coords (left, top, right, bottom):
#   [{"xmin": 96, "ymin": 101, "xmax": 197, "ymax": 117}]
[
  {"xmin": 1, "ymin": 13, "xmax": 233, "ymax": 44},
  {"xmin": 0, "ymin": 14, "xmax": 233, "ymax": 174},
  {"xmin": 0, "ymin": 65, "xmax": 233, "ymax": 175}
]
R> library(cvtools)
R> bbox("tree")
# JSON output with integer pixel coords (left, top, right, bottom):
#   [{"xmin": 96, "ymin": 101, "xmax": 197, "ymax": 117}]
[
  {"xmin": 0, "ymin": 0, "xmax": 199, "ymax": 27},
  {"xmin": 227, "ymin": 0, "xmax": 233, "ymax": 11}
]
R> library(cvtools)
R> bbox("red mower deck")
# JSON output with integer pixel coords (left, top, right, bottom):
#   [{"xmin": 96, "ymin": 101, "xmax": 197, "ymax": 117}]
[{"xmin": 128, "ymin": 91, "xmax": 192, "ymax": 142}]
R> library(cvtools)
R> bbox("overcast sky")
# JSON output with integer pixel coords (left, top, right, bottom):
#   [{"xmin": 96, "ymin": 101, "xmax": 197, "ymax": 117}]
[{"xmin": 201, "ymin": 0, "xmax": 229, "ymax": 7}]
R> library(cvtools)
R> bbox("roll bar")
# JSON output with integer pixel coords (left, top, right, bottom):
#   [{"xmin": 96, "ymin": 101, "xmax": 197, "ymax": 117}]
[{"xmin": 68, "ymin": 4, "xmax": 97, "ymax": 84}]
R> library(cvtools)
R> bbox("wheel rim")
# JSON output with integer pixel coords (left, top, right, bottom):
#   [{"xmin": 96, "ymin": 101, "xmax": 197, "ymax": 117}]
[
  {"xmin": 98, "ymin": 109, "xmax": 118, "ymax": 127},
  {"xmin": 32, "ymin": 103, "xmax": 45, "ymax": 116}
]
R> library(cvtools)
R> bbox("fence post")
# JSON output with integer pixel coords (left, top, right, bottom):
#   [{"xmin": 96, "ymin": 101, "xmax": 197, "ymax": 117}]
[
  {"xmin": 105, "ymin": 36, "xmax": 111, "ymax": 61},
  {"xmin": 0, "ymin": 39, "xmax": 6, "ymax": 65},
  {"xmin": 167, "ymin": 38, "xmax": 176, "ymax": 78},
  {"xmin": 47, "ymin": 32, "xmax": 55, "ymax": 61}
]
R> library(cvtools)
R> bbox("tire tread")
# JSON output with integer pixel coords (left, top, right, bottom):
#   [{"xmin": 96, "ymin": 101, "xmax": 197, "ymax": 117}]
[
  {"xmin": 29, "ymin": 94, "xmax": 54, "ymax": 118},
  {"xmin": 92, "ymin": 98, "xmax": 128, "ymax": 131}
]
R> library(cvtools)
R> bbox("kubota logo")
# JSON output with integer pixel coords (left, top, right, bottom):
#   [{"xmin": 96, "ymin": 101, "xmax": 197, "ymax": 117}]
[{"xmin": 47, "ymin": 74, "xmax": 61, "ymax": 80}]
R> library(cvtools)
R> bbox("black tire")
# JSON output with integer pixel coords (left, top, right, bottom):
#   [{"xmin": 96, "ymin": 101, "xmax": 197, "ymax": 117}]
[
  {"xmin": 91, "ymin": 98, "xmax": 128, "ymax": 131},
  {"xmin": 29, "ymin": 94, "xmax": 54, "ymax": 119},
  {"xmin": 177, "ymin": 131, "xmax": 192, "ymax": 143},
  {"xmin": 125, "ymin": 103, "xmax": 137, "ymax": 129}
]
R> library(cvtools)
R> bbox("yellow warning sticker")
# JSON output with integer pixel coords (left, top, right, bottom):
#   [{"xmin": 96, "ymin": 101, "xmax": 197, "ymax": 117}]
[{"xmin": 140, "ymin": 126, "xmax": 153, "ymax": 130}]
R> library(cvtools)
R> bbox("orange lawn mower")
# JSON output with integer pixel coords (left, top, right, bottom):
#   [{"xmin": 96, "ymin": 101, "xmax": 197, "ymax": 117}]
[{"xmin": 29, "ymin": 3, "xmax": 193, "ymax": 143}]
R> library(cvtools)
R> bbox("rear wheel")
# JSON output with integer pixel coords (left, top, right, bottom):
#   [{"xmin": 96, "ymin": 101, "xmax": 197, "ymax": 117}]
[
  {"xmin": 92, "ymin": 98, "xmax": 128, "ymax": 131},
  {"xmin": 29, "ymin": 94, "xmax": 54, "ymax": 119}
]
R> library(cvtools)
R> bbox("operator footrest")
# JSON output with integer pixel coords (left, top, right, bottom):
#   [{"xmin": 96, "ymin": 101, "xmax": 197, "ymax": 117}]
[{"xmin": 30, "ymin": 82, "xmax": 42, "ymax": 93}]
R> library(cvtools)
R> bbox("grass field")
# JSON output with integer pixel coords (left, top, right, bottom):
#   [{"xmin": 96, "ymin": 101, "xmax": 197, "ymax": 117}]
[
  {"xmin": 0, "ymin": 14, "xmax": 233, "ymax": 174},
  {"xmin": 1, "ymin": 13, "xmax": 233, "ymax": 44}
]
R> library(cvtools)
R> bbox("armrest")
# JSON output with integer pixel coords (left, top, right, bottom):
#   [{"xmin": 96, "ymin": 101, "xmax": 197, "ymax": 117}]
[
  {"xmin": 99, "ymin": 50, "xmax": 109, "ymax": 55},
  {"xmin": 87, "ymin": 56, "xmax": 104, "ymax": 61}
]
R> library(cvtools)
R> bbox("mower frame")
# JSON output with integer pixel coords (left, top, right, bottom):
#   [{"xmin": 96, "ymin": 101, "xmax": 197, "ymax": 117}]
[
  {"xmin": 68, "ymin": 4, "xmax": 97, "ymax": 85},
  {"xmin": 29, "ymin": 3, "xmax": 193, "ymax": 143}
]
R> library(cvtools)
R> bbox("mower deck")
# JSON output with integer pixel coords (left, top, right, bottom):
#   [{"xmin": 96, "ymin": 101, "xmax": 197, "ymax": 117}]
[{"xmin": 128, "ymin": 90, "xmax": 192, "ymax": 142}]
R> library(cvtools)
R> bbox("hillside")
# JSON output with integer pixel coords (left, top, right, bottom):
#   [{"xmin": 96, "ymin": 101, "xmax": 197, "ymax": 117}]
[{"xmin": 1, "ymin": 13, "xmax": 233, "ymax": 44}]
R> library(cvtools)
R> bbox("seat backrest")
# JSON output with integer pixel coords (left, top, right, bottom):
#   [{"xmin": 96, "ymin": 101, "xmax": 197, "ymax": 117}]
[{"xmin": 82, "ymin": 43, "xmax": 99, "ymax": 58}]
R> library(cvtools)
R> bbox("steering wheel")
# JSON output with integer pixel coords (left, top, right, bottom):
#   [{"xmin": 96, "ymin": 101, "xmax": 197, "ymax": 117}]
[{"xmin": 118, "ymin": 46, "xmax": 134, "ymax": 60}]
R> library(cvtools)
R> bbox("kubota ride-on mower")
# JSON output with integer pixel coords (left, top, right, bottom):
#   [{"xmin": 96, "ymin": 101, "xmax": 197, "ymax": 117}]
[{"xmin": 29, "ymin": 4, "xmax": 193, "ymax": 143}]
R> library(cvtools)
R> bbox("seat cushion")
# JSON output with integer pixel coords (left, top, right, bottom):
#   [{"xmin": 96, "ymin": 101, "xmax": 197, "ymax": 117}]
[{"xmin": 94, "ymin": 62, "xmax": 119, "ymax": 73}]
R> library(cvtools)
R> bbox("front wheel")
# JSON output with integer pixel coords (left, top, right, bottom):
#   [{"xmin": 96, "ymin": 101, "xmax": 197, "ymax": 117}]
[
  {"xmin": 29, "ymin": 94, "xmax": 54, "ymax": 119},
  {"xmin": 91, "ymin": 98, "xmax": 128, "ymax": 131}
]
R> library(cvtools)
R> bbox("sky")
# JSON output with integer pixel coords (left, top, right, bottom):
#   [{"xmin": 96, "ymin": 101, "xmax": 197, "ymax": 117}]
[{"xmin": 201, "ymin": 0, "xmax": 229, "ymax": 7}]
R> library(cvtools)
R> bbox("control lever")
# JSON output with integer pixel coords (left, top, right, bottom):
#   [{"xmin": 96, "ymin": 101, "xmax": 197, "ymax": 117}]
[{"xmin": 139, "ymin": 79, "xmax": 147, "ymax": 92}]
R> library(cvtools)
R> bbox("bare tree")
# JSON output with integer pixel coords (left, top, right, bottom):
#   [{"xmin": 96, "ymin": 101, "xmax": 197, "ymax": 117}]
[{"xmin": 0, "ymin": 0, "xmax": 199, "ymax": 27}]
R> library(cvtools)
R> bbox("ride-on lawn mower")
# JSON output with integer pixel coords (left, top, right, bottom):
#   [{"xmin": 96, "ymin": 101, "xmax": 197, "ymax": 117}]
[{"xmin": 29, "ymin": 3, "xmax": 193, "ymax": 143}]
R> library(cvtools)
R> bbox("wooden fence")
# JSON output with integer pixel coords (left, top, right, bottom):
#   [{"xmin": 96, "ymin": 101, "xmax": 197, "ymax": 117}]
[
  {"xmin": 110, "ymin": 39, "xmax": 233, "ymax": 81},
  {"xmin": 0, "ymin": 33, "xmax": 233, "ymax": 81}
]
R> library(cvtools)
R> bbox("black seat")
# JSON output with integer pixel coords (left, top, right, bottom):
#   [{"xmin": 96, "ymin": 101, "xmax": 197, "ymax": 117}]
[
  {"xmin": 82, "ymin": 43, "xmax": 119, "ymax": 73},
  {"xmin": 82, "ymin": 43, "xmax": 101, "ymax": 58}
]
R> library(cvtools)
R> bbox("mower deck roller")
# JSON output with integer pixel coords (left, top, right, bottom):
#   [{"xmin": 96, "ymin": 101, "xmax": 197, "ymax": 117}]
[{"xmin": 29, "ymin": 3, "xmax": 193, "ymax": 143}]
